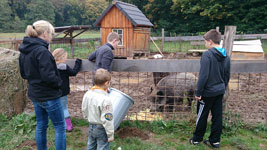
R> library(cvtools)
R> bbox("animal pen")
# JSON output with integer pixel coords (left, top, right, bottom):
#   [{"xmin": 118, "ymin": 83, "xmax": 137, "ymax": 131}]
[
  {"xmin": 22, "ymin": 59, "xmax": 267, "ymax": 124},
  {"xmin": 1, "ymin": 27, "xmax": 267, "ymax": 124}
]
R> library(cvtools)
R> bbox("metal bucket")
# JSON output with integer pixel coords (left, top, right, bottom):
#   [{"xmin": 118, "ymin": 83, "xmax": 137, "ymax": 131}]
[{"xmin": 108, "ymin": 88, "xmax": 134, "ymax": 130}]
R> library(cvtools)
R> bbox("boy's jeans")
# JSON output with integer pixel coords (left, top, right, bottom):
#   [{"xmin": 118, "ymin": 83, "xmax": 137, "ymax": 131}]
[
  {"xmin": 33, "ymin": 98, "xmax": 66, "ymax": 150},
  {"xmin": 87, "ymin": 124, "xmax": 109, "ymax": 150}
]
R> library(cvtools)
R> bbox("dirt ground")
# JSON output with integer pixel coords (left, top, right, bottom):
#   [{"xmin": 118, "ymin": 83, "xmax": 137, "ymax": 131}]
[
  {"xmin": 117, "ymin": 127, "xmax": 150, "ymax": 140},
  {"xmin": 23, "ymin": 53, "xmax": 267, "ymax": 124}
]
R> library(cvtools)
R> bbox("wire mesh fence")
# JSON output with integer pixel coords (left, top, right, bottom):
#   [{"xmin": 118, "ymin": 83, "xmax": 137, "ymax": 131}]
[{"xmin": 65, "ymin": 71, "xmax": 267, "ymax": 123}]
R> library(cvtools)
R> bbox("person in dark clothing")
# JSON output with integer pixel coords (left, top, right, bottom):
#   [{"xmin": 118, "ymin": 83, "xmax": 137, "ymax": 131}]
[
  {"xmin": 19, "ymin": 20, "xmax": 66, "ymax": 150},
  {"xmin": 88, "ymin": 32, "xmax": 120, "ymax": 84},
  {"xmin": 189, "ymin": 29, "xmax": 231, "ymax": 149},
  {"xmin": 52, "ymin": 48, "xmax": 82, "ymax": 132}
]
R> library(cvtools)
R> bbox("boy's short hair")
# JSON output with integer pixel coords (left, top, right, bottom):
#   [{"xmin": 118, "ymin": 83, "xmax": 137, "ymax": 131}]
[
  {"xmin": 94, "ymin": 68, "xmax": 111, "ymax": 86},
  {"xmin": 203, "ymin": 29, "xmax": 221, "ymax": 44},
  {"xmin": 107, "ymin": 32, "xmax": 120, "ymax": 42}
]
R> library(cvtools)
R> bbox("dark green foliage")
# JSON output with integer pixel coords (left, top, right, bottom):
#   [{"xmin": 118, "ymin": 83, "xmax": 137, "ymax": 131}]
[
  {"xmin": 1, "ymin": 0, "xmax": 266, "ymax": 33},
  {"xmin": 0, "ymin": 0, "xmax": 25, "ymax": 32},
  {"xmin": 24, "ymin": 0, "xmax": 55, "ymax": 25}
]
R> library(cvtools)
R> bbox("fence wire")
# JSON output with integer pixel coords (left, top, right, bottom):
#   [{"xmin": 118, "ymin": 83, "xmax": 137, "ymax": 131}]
[{"xmin": 68, "ymin": 72, "xmax": 267, "ymax": 123}]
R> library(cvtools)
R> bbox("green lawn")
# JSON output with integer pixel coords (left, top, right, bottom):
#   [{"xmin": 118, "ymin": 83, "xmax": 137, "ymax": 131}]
[
  {"xmin": 1, "ymin": 32, "xmax": 267, "ymax": 58},
  {"xmin": 0, "ymin": 112, "xmax": 266, "ymax": 150}
]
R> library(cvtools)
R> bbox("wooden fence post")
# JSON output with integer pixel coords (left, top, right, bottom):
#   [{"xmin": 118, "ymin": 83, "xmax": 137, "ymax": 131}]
[
  {"xmin": 222, "ymin": 26, "xmax": 236, "ymax": 57},
  {"xmin": 222, "ymin": 26, "xmax": 236, "ymax": 112},
  {"xmin": 161, "ymin": 28, "xmax": 164, "ymax": 52},
  {"xmin": 216, "ymin": 26, "xmax": 219, "ymax": 32},
  {"xmin": 70, "ymin": 30, "xmax": 74, "ymax": 59}
]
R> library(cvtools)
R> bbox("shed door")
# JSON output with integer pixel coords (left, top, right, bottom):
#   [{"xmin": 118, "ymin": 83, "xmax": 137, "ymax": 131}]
[{"xmin": 133, "ymin": 28, "xmax": 150, "ymax": 51}]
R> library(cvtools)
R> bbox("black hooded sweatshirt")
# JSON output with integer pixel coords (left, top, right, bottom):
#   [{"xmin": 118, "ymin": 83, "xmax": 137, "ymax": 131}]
[
  {"xmin": 56, "ymin": 59, "xmax": 81, "ymax": 96},
  {"xmin": 195, "ymin": 47, "xmax": 231, "ymax": 97},
  {"xmin": 19, "ymin": 37, "xmax": 62, "ymax": 102}
]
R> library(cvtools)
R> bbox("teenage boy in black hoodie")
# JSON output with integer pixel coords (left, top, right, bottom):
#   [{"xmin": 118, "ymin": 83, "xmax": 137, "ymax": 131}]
[{"xmin": 189, "ymin": 29, "xmax": 231, "ymax": 149}]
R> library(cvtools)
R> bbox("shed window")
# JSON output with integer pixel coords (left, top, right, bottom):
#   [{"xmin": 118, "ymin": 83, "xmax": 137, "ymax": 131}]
[{"xmin": 112, "ymin": 29, "xmax": 123, "ymax": 46}]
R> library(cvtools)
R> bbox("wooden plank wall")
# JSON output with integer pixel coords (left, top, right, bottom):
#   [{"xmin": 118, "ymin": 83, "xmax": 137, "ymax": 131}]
[
  {"xmin": 133, "ymin": 27, "xmax": 150, "ymax": 52},
  {"xmin": 99, "ymin": 6, "xmax": 133, "ymax": 57}
]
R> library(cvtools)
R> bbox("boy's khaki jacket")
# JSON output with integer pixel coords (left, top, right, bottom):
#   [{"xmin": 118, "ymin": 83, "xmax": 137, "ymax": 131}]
[{"xmin": 82, "ymin": 89, "xmax": 114, "ymax": 139}]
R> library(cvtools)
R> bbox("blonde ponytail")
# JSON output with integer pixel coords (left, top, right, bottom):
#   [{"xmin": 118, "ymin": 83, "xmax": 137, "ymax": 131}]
[
  {"xmin": 25, "ymin": 25, "xmax": 38, "ymax": 37},
  {"xmin": 25, "ymin": 20, "xmax": 55, "ymax": 38}
]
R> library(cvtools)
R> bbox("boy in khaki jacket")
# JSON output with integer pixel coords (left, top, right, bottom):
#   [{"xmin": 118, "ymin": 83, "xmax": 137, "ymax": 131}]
[{"xmin": 82, "ymin": 68, "xmax": 114, "ymax": 150}]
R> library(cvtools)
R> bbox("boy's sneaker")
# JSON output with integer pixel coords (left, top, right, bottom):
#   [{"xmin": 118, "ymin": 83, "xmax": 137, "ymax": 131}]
[
  {"xmin": 203, "ymin": 140, "xmax": 220, "ymax": 148},
  {"xmin": 189, "ymin": 138, "xmax": 200, "ymax": 145}
]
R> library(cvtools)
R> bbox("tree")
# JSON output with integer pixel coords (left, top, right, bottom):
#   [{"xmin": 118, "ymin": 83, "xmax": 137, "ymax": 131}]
[
  {"xmin": 171, "ymin": 0, "xmax": 267, "ymax": 33},
  {"xmin": 82, "ymin": 0, "xmax": 109, "ymax": 26},
  {"xmin": 143, "ymin": 0, "xmax": 176, "ymax": 34},
  {"xmin": 24, "ymin": 0, "xmax": 55, "ymax": 26},
  {"xmin": 0, "ymin": 0, "xmax": 25, "ymax": 32},
  {"xmin": 51, "ymin": 0, "xmax": 68, "ymax": 27}
]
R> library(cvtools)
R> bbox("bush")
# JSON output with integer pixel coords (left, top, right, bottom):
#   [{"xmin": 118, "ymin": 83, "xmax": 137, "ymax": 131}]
[{"xmin": 223, "ymin": 111, "xmax": 244, "ymax": 137}]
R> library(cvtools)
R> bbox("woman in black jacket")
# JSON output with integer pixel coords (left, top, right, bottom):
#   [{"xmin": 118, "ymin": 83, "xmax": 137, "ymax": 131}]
[
  {"xmin": 52, "ymin": 48, "xmax": 82, "ymax": 131},
  {"xmin": 19, "ymin": 20, "xmax": 66, "ymax": 150}
]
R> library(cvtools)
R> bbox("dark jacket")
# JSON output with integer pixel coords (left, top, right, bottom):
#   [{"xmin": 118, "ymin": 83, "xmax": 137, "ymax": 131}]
[
  {"xmin": 196, "ymin": 47, "xmax": 231, "ymax": 97},
  {"xmin": 88, "ymin": 43, "xmax": 114, "ymax": 72},
  {"xmin": 57, "ymin": 59, "xmax": 82, "ymax": 96},
  {"xmin": 19, "ymin": 37, "xmax": 62, "ymax": 102}
]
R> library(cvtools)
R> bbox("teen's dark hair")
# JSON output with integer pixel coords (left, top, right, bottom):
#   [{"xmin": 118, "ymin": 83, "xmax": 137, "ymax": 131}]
[{"xmin": 203, "ymin": 29, "xmax": 221, "ymax": 44}]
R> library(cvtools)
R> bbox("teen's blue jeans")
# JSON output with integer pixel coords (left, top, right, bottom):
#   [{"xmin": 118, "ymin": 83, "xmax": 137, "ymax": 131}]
[
  {"xmin": 33, "ymin": 98, "xmax": 66, "ymax": 150},
  {"xmin": 87, "ymin": 124, "xmax": 110, "ymax": 150}
]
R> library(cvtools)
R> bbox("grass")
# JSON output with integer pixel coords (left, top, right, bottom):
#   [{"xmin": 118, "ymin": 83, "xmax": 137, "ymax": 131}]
[
  {"xmin": 0, "ymin": 112, "xmax": 266, "ymax": 150},
  {"xmin": 1, "ymin": 32, "xmax": 267, "ymax": 59}
]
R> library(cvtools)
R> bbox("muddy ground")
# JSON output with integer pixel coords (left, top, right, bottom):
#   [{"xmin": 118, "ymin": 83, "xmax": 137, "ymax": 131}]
[{"xmin": 24, "ymin": 53, "xmax": 267, "ymax": 124}]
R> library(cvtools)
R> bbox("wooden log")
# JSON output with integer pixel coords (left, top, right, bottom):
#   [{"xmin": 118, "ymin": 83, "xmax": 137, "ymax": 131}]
[{"xmin": 223, "ymin": 26, "xmax": 236, "ymax": 57}]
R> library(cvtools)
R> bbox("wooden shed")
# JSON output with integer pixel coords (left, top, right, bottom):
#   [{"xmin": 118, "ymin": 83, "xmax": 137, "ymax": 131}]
[
  {"xmin": 94, "ymin": 1, "xmax": 153, "ymax": 58},
  {"xmin": 230, "ymin": 40, "xmax": 265, "ymax": 60}
]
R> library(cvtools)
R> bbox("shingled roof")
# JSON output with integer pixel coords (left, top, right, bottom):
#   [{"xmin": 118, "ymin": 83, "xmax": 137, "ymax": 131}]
[{"xmin": 94, "ymin": 1, "xmax": 153, "ymax": 27}]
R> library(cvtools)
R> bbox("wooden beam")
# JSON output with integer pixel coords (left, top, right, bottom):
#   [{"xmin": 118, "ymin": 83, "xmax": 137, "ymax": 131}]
[
  {"xmin": 150, "ymin": 37, "xmax": 164, "ymax": 56},
  {"xmin": 53, "ymin": 29, "xmax": 69, "ymax": 38},
  {"xmin": 66, "ymin": 59, "xmax": 267, "ymax": 73},
  {"xmin": 73, "ymin": 29, "xmax": 89, "ymax": 38}
]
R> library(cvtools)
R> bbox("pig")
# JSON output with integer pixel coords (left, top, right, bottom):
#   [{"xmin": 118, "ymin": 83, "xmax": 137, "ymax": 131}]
[{"xmin": 149, "ymin": 72, "xmax": 196, "ymax": 112}]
